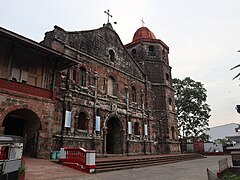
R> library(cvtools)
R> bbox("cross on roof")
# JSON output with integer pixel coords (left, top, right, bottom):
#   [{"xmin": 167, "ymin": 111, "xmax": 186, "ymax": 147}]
[
  {"xmin": 104, "ymin": 9, "xmax": 112, "ymax": 23},
  {"xmin": 141, "ymin": 18, "xmax": 145, "ymax": 27}
]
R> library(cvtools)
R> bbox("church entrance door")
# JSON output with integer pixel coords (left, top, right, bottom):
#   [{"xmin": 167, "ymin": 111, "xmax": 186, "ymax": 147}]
[
  {"xmin": 106, "ymin": 117, "xmax": 121, "ymax": 154},
  {"xmin": 3, "ymin": 108, "xmax": 41, "ymax": 157}
]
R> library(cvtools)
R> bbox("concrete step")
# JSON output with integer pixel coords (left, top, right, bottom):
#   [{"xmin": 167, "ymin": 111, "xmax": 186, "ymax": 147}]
[{"xmin": 96, "ymin": 153, "xmax": 204, "ymax": 173}]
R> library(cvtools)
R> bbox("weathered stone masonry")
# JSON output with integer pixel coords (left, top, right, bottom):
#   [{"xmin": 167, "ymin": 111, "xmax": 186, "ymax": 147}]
[
  {"xmin": 0, "ymin": 23, "xmax": 180, "ymax": 158},
  {"xmin": 43, "ymin": 24, "xmax": 156, "ymax": 156}
]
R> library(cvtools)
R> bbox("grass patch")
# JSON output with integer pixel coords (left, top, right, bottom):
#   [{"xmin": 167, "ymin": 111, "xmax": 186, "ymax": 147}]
[{"xmin": 222, "ymin": 171, "xmax": 240, "ymax": 180}]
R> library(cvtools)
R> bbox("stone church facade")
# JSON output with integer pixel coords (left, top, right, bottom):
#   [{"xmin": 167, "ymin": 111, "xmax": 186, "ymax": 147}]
[{"xmin": 0, "ymin": 23, "xmax": 180, "ymax": 158}]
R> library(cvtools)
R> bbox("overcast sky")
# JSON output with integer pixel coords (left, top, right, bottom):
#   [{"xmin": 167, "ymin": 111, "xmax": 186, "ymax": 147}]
[{"xmin": 1, "ymin": 0, "xmax": 240, "ymax": 127}]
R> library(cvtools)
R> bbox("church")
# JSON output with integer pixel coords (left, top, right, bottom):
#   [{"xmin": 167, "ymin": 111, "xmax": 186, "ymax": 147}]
[{"xmin": 0, "ymin": 20, "xmax": 180, "ymax": 158}]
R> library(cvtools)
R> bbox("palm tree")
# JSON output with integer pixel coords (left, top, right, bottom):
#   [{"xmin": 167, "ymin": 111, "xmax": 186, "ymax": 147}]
[{"xmin": 230, "ymin": 50, "xmax": 240, "ymax": 80}]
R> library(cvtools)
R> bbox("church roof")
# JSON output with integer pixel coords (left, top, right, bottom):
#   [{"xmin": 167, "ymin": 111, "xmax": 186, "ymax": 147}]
[
  {"xmin": 125, "ymin": 26, "xmax": 169, "ymax": 50},
  {"xmin": 0, "ymin": 27, "xmax": 78, "ymax": 70},
  {"xmin": 132, "ymin": 27, "xmax": 156, "ymax": 42}
]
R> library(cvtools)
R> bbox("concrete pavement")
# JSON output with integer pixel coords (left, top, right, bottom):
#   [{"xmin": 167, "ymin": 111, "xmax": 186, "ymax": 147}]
[
  {"xmin": 25, "ymin": 157, "xmax": 83, "ymax": 180},
  {"xmin": 25, "ymin": 155, "xmax": 232, "ymax": 180}
]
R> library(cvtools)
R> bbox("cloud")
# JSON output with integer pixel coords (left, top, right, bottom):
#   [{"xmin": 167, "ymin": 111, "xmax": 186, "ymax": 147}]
[{"xmin": 1, "ymin": 0, "xmax": 240, "ymax": 128}]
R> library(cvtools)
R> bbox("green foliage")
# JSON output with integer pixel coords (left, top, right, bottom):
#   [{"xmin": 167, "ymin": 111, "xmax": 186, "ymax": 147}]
[
  {"xmin": 173, "ymin": 77, "xmax": 211, "ymax": 141},
  {"xmin": 197, "ymin": 133, "xmax": 210, "ymax": 142},
  {"xmin": 18, "ymin": 161, "xmax": 26, "ymax": 175},
  {"xmin": 214, "ymin": 138, "xmax": 233, "ymax": 147},
  {"xmin": 222, "ymin": 171, "xmax": 240, "ymax": 180},
  {"xmin": 18, "ymin": 165, "xmax": 25, "ymax": 174}
]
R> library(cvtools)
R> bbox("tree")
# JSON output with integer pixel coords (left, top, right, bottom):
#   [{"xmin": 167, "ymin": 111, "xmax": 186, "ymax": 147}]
[
  {"xmin": 230, "ymin": 64, "xmax": 240, "ymax": 80},
  {"xmin": 172, "ymin": 77, "xmax": 211, "ymax": 142},
  {"xmin": 230, "ymin": 50, "xmax": 240, "ymax": 79},
  {"xmin": 230, "ymin": 64, "xmax": 240, "ymax": 114},
  {"xmin": 214, "ymin": 138, "xmax": 233, "ymax": 148},
  {"xmin": 214, "ymin": 138, "xmax": 233, "ymax": 152}
]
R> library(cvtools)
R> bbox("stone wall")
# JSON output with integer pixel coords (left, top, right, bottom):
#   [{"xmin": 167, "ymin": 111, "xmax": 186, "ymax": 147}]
[
  {"xmin": 42, "ymin": 25, "xmax": 157, "ymax": 156},
  {"xmin": 0, "ymin": 89, "xmax": 56, "ymax": 158},
  {"xmin": 125, "ymin": 37, "xmax": 180, "ymax": 154},
  {"xmin": 0, "ymin": 24, "xmax": 181, "ymax": 158}
]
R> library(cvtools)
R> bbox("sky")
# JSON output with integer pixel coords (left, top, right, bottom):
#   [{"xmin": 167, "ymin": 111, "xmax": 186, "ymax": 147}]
[{"xmin": 1, "ymin": 0, "xmax": 240, "ymax": 127}]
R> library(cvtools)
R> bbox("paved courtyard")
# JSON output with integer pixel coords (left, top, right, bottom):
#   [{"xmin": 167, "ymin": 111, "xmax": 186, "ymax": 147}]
[{"xmin": 25, "ymin": 155, "xmax": 232, "ymax": 180}]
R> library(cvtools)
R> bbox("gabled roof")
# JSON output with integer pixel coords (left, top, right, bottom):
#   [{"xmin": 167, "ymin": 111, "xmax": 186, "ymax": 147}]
[
  {"xmin": 0, "ymin": 27, "xmax": 78, "ymax": 70},
  {"xmin": 45, "ymin": 24, "xmax": 146, "ymax": 80}
]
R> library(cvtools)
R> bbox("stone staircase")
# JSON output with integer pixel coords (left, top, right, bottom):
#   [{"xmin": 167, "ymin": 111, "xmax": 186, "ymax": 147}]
[{"xmin": 96, "ymin": 153, "xmax": 204, "ymax": 173}]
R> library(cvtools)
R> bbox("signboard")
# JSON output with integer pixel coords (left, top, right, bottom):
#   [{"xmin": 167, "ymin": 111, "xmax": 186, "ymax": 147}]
[
  {"xmin": 64, "ymin": 111, "xmax": 72, "ymax": 128},
  {"xmin": 95, "ymin": 116, "xmax": 100, "ymax": 131},
  {"xmin": 128, "ymin": 122, "xmax": 132, "ymax": 135},
  {"xmin": 144, "ymin": 124, "xmax": 148, "ymax": 136}
]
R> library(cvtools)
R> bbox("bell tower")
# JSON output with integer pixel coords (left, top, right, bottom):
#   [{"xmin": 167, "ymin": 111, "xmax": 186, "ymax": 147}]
[{"xmin": 125, "ymin": 26, "xmax": 180, "ymax": 153}]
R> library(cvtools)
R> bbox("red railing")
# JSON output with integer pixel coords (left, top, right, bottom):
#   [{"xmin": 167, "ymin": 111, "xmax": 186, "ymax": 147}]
[
  {"xmin": 59, "ymin": 147, "xmax": 96, "ymax": 173},
  {"xmin": 62, "ymin": 147, "xmax": 86, "ymax": 164}
]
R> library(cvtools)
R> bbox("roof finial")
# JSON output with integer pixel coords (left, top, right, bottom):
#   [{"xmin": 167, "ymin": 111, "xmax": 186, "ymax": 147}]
[
  {"xmin": 141, "ymin": 18, "xmax": 145, "ymax": 27},
  {"xmin": 104, "ymin": 9, "xmax": 112, "ymax": 23}
]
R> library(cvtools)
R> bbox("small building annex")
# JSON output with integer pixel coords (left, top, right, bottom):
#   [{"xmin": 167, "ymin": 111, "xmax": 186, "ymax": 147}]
[
  {"xmin": 207, "ymin": 123, "xmax": 240, "ymax": 141},
  {"xmin": 0, "ymin": 22, "xmax": 180, "ymax": 158}
]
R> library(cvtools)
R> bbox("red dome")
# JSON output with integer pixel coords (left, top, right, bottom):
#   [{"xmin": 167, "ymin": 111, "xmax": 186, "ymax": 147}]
[{"xmin": 132, "ymin": 27, "xmax": 156, "ymax": 42}]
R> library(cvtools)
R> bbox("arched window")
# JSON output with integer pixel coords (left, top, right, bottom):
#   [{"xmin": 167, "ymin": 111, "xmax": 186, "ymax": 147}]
[
  {"xmin": 131, "ymin": 86, "xmax": 136, "ymax": 102},
  {"xmin": 124, "ymin": 85, "xmax": 129, "ymax": 101},
  {"xmin": 148, "ymin": 45, "xmax": 155, "ymax": 56},
  {"xmin": 79, "ymin": 67, "xmax": 86, "ymax": 87},
  {"xmin": 107, "ymin": 76, "xmax": 115, "ymax": 96},
  {"xmin": 73, "ymin": 67, "xmax": 77, "ymax": 82},
  {"xmin": 166, "ymin": 73, "xmax": 170, "ymax": 81},
  {"xmin": 131, "ymin": 49, "xmax": 137, "ymax": 58},
  {"xmin": 134, "ymin": 122, "xmax": 140, "ymax": 135},
  {"xmin": 169, "ymin": 98, "xmax": 172, "ymax": 105},
  {"xmin": 77, "ymin": 112, "xmax": 87, "ymax": 130},
  {"xmin": 162, "ymin": 49, "xmax": 166, "ymax": 59},
  {"xmin": 109, "ymin": 49, "xmax": 115, "ymax": 62},
  {"xmin": 171, "ymin": 126, "xmax": 175, "ymax": 140},
  {"xmin": 169, "ymin": 97, "xmax": 173, "ymax": 111}
]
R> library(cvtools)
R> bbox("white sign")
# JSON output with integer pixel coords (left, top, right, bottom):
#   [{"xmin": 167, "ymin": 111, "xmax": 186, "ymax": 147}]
[
  {"xmin": 64, "ymin": 111, "xmax": 72, "ymax": 128},
  {"xmin": 144, "ymin": 124, "xmax": 148, "ymax": 136},
  {"xmin": 128, "ymin": 121, "xmax": 132, "ymax": 135},
  {"xmin": 95, "ymin": 116, "xmax": 100, "ymax": 131}
]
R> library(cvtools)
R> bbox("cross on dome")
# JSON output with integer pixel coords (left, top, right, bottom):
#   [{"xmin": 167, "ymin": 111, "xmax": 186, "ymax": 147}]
[{"xmin": 141, "ymin": 18, "xmax": 145, "ymax": 27}]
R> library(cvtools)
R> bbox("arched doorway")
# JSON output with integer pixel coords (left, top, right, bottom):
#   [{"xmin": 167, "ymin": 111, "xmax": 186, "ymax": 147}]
[
  {"xmin": 106, "ymin": 117, "xmax": 121, "ymax": 154},
  {"xmin": 2, "ymin": 108, "xmax": 41, "ymax": 157}
]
